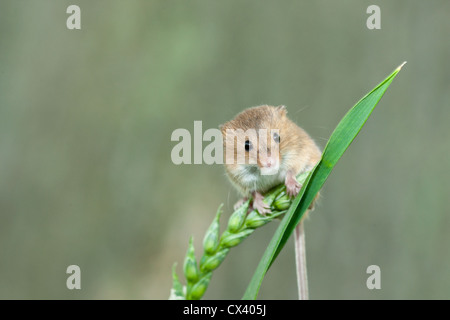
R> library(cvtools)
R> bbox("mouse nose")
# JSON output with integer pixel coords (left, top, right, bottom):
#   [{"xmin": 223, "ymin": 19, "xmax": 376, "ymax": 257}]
[
  {"xmin": 259, "ymin": 156, "xmax": 279, "ymax": 176},
  {"xmin": 261, "ymin": 157, "xmax": 274, "ymax": 168}
]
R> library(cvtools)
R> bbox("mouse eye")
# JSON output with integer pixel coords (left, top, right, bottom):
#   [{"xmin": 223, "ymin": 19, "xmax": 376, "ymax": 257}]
[
  {"xmin": 273, "ymin": 132, "xmax": 280, "ymax": 143},
  {"xmin": 244, "ymin": 140, "xmax": 253, "ymax": 152}
]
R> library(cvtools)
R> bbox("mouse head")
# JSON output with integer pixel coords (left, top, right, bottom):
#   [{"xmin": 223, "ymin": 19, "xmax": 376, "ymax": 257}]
[{"xmin": 220, "ymin": 105, "xmax": 287, "ymax": 176}]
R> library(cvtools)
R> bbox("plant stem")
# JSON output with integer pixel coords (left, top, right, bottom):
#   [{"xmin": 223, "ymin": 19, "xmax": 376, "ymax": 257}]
[{"xmin": 294, "ymin": 221, "xmax": 308, "ymax": 300}]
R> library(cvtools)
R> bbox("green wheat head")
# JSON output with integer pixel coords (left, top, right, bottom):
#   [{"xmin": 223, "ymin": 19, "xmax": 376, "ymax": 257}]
[{"xmin": 169, "ymin": 171, "xmax": 310, "ymax": 300}]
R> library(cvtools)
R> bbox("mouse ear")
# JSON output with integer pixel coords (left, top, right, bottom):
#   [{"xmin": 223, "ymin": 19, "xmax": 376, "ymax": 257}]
[
  {"xmin": 276, "ymin": 105, "xmax": 287, "ymax": 116},
  {"xmin": 219, "ymin": 123, "xmax": 227, "ymax": 134}
]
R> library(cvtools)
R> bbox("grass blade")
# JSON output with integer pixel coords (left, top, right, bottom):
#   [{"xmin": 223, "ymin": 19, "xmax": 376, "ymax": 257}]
[{"xmin": 242, "ymin": 62, "xmax": 406, "ymax": 300}]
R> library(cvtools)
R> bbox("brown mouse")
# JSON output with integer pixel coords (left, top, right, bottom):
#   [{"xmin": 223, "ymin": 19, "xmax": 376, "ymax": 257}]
[{"xmin": 220, "ymin": 105, "xmax": 321, "ymax": 214}]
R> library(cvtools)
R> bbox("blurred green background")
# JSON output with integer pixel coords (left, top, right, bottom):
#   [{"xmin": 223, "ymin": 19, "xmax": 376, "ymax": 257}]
[{"xmin": 0, "ymin": 0, "xmax": 449, "ymax": 299}]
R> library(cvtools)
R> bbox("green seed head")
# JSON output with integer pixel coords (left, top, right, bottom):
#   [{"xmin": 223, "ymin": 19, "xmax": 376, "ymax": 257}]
[
  {"xmin": 228, "ymin": 200, "xmax": 250, "ymax": 233},
  {"xmin": 189, "ymin": 274, "xmax": 212, "ymax": 300},
  {"xmin": 244, "ymin": 210, "xmax": 272, "ymax": 228},
  {"xmin": 220, "ymin": 229, "xmax": 254, "ymax": 248},
  {"xmin": 200, "ymin": 249, "xmax": 229, "ymax": 273},
  {"xmin": 245, "ymin": 216, "xmax": 270, "ymax": 228},
  {"xmin": 273, "ymin": 193, "xmax": 291, "ymax": 211},
  {"xmin": 262, "ymin": 183, "xmax": 286, "ymax": 204},
  {"xmin": 203, "ymin": 205, "xmax": 222, "ymax": 255},
  {"xmin": 183, "ymin": 237, "xmax": 199, "ymax": 283}
]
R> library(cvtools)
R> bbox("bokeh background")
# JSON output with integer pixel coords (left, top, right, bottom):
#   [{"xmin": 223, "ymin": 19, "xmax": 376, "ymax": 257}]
[{"xmin": 0, "ymin": 0, "xmax": 449, "ymax": 299}]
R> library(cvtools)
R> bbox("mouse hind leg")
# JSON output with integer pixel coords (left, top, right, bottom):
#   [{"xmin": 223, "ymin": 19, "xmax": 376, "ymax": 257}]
[
  {"xmin": 251, "ymin": 191, "xmax": 271, "ymax": 215},
  {"xmin": 233, "ymin": 197, "xmax": 248, "ymax": 211}
]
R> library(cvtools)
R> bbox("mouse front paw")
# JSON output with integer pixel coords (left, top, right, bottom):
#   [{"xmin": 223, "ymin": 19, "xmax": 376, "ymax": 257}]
[{"xmin": 285, "ymin": 176, "xmax": 302, "ymax": 198}]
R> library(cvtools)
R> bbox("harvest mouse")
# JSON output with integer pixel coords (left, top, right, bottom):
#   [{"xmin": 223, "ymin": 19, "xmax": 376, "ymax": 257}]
[{"xmin": 220, "ymin": 105, "xmax": 321, "ymax": 215}]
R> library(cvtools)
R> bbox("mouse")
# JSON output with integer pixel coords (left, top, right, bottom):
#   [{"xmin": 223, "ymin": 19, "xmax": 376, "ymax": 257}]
[{"xmin": 220, "ymin": 105, "xmax": 321, "ymax": 215}]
